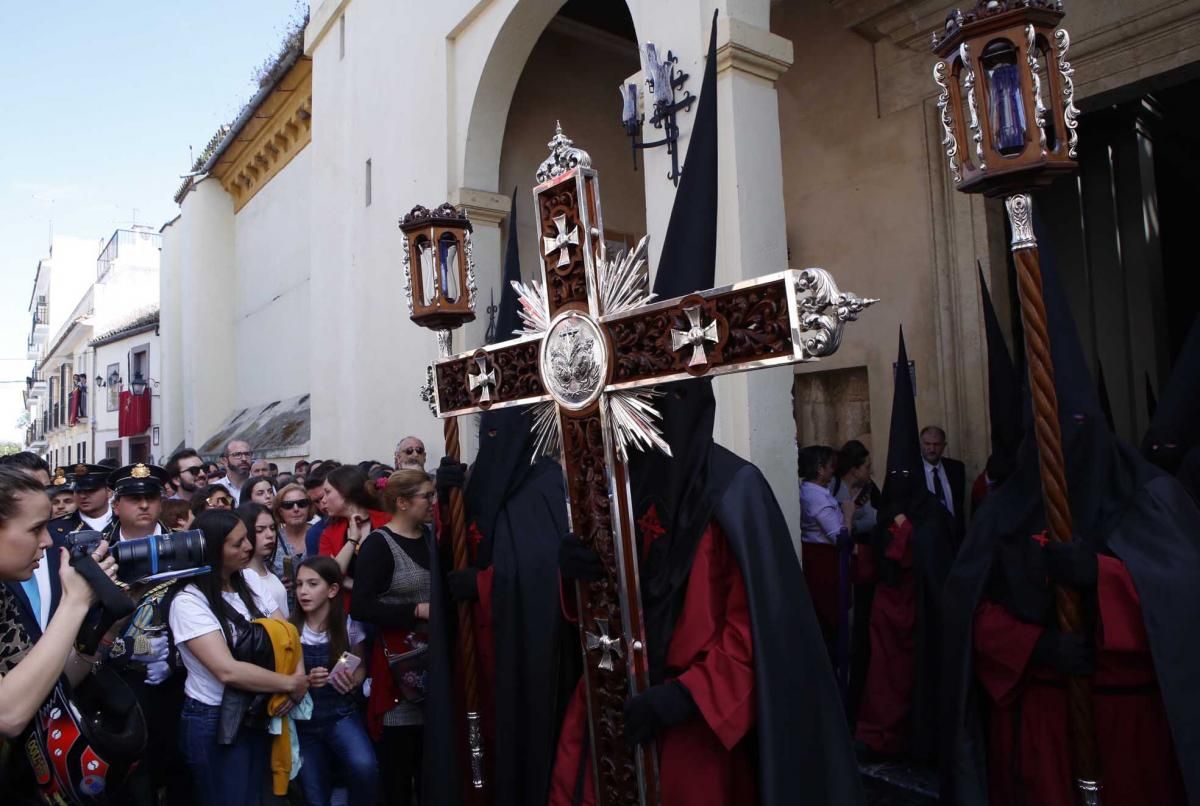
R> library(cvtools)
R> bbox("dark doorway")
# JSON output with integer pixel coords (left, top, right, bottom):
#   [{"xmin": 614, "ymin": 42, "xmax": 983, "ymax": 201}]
[{"xmin": 1019, "ymin": 67, "xmax": 1200, "ymax": 444}]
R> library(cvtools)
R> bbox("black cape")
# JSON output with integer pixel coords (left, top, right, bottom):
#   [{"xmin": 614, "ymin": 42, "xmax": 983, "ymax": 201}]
[
  {"xmin": 941, "ymin": 227, "xmax": 1200, "ymax": 806},
  {"xmin": 485, "ymin": 457, "xmax": 575, "ymax": 806}
]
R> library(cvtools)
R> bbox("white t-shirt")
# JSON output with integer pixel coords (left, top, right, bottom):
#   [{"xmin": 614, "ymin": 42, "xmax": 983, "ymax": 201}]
[
  {"xmin": 169, "ymin": 579, "xmax": 271, "ymax": 706},
  {"xmin": 300, "ymin": 616, "xmax": 367, "ymax": 650},
  {"xmin": 244, "ymin": 568, "xmax": 289, "ymax": 618}
]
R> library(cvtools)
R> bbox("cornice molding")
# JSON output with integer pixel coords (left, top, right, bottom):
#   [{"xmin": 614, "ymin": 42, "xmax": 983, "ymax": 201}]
[
  {"xmin": 716, "ymin": 16, "xmax": 794, "ymax": 83},
  {"xmin": 305, "ymin": 0, "xmax": 352, "ymax": 55},
  {"xmin": 211, "ymin": 58, "xmax": 313, "ymax": 212},
  {"xmin": 451, "ymin": 187, "xmax": 511, "ymax": 227}
]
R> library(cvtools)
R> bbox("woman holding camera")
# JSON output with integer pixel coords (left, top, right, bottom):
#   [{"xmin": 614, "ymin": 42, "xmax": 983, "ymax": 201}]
[
  {"xmin": 0, "ymin": 467, "xmax": 118, "ymax": 738},
  {"xmin": 168, "ymin": 509, "xmax": 308, "ymax": 805}
]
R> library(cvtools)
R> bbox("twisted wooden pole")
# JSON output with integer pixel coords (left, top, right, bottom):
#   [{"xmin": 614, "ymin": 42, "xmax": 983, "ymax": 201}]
[
  {"xmin": 442, "ymin": 411, "xmax": 486, "ymax": 791},
  {"xmin": 1006, "ymin": 194, "xmax": 1101, "ymax": 805}
]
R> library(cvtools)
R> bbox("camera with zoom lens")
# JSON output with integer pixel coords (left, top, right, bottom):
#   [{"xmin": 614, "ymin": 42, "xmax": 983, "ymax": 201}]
[{"xmin": 66, "ymin": 529, "xmax": 210, "ymax": 585}]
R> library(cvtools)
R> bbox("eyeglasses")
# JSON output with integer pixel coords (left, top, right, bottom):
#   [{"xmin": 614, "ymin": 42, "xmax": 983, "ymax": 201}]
[
  {"xmin": 411, "ymin": 491, "xmax": 437, "ymax": 501},
  {"xmin": 226, "ymin": 451, "xmax": 252, "ymax": 460},
  {"xmin": 398, "ymin": 447, "xmax": 426, "ymax": 456},
  {"xmin": 279, "ymin": 499, "xmax": 310, "ymax": 510}
]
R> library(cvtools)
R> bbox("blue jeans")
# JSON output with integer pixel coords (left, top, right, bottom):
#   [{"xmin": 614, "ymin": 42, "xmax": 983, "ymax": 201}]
[
  {"xmin": 178, "ymin": 697, "xmax": 270, "ymax": 806},
  {"xmin": 297, "ymin": 712, "xmax": 379, "ymax": 806}
]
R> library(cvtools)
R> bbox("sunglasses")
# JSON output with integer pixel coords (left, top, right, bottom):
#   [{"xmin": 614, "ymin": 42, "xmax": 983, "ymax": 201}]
[
  {"xmin": 398, "ymin": 447, "xmax": 426, "ymax": 455},
  {"xmin": 179, "ymin": 467, "xmax": 207, "ymax": 477},
  {"xmin": 207, "ymin": 497, "xmax": 232, "ymax": 507},
  {"xmin": 279, "ymin": 499, "xmax": 310, "ymax": 510}
]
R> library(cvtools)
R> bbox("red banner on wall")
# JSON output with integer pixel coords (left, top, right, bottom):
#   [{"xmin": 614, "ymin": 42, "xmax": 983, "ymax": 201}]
[
  {"xmin": 68, "ymin": 390, "xmax": 80, "ymax": 426},
  {"xmin": 118, "ymin": 390, "xmax": 151, "ymax": 437}
]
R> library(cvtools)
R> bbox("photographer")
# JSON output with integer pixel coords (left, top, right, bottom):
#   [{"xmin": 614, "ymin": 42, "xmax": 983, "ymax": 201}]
[
  {"xmin": 0, "ymin": 467, "xmax": 118, "ymax": 788},
  {"xmin": 100, "ymin": 463, "xmax": 189, "ymax": 806},
  {"xmin": 168, "ymin": 509, "xmax": 307, "ymax": 805}
]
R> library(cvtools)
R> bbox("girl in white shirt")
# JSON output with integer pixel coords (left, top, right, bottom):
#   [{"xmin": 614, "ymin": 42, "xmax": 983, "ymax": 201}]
[
  {"xmin": 237, "ymin": 502, "xmax": 289, "ymax": 618},
  {"xmin": 167, "ymin": 509, "xmax": 307, "ymax": 806}
]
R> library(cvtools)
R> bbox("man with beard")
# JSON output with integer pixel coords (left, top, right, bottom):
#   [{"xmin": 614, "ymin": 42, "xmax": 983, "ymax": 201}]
[
  {"xmin": 394, "ymin": 436, "xmax": 427, "ymax": 471},
  {"xmin": 941, "ymin": 236, "xmax": 1196, "ymax": 806},
  {"xmin": 166, "ymin": 447, "xmax": 209, "ymax": 503},
  {"xmin": 441, "ymin": 186, "xmax": 576, "ymax": 806},
  {"xmin": 212, "ymin": 439, "xmax": 252, "ymax": 505},
  {"xmin": 549, "ymin": 15, "xmax": 863, "ymax": 805},
  {"xmin": 1142, "ymin": 316, "xmax": 1200, "ymax": 506},
  {"xmin": 854, "ymin": 330, "xmax": 955, "ymax": 763}
]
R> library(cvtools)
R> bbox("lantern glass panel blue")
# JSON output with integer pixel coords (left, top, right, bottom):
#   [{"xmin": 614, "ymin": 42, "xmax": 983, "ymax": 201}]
[
  {"xmin": 438, "ymin": 232, "xmax": 460, "ymax": 303},
  {"xmin": 983, "ymin": 40, "xmax": 1026, "ymax": 156}
]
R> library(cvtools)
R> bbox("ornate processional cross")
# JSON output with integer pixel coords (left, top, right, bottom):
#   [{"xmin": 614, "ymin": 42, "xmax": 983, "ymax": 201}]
[{"xmin": 412, "ymin": 124, "xmax": 876, "ymax": 806}]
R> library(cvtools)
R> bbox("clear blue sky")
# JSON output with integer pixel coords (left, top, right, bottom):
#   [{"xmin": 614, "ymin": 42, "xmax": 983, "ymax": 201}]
[{"xmin": 0, "ymin": 0, "xmax": 306, "ymax": 443}]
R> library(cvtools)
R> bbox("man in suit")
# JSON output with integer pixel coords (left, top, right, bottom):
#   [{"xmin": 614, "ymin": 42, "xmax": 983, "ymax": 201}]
[{"xmin": 921, "ymin": 425, "xmax": 966, "ymax": 540}]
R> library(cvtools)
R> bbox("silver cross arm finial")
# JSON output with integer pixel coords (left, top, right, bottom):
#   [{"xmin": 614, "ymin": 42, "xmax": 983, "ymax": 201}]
[
  {"xmin": 467, "ymin": 354, "xmax": 497, "ymax": 402},
  {"xmin": 670, "ymin": 305, "xmax": 719, "ymax": 367},
  {"xmin": 584, "ymin": 618, "xmax": 624, "ymax": 671},
  {"xmin": 542, "ymin": 214, "xmax": 580, "ymax": 268}
]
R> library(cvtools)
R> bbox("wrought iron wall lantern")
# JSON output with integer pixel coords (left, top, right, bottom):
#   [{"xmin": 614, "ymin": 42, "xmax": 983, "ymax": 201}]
[
  {"xmin": 129, "ymin": 372, "xmax": 159, "ymax": 396},
  {"xmin": 95, "ymin": 369, "xmax": 122, "ymax": 388},
  {"xmin": 619, "ymin": 43, "xmax": 694, "ymax": 185}
]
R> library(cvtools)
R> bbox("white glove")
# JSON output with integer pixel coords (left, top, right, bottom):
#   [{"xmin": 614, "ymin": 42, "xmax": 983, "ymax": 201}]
[
  {"xmin": 131, "ymin": 634, "xmax": 169, "ymax": 664},
  {"xmin": 144, "ymin": 660, "xmax": 170, "ymax": 686}
]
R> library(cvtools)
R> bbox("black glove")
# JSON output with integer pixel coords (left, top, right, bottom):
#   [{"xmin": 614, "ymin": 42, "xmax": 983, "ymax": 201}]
[
  {"xmin": 435, "ymin": 457, "xmax": 467, "ymax": 493},
  {"xmin": 1043, "ymin": 540, "xmax": 1098, "ymax": 590},
  {"xmin": 559, "ymin": 534, "xmax": 604, "ymax": 581},
  {"xmin": 447, "ymin": 568, "xmax": 480, "ymax": 602},
  {"xmin": 623, "ymin": 681, "xmax": 698, "ymax": 746},
  {"xmin": 1031, "ymin": 629, "xmax": 1095, "ymax": 676}
]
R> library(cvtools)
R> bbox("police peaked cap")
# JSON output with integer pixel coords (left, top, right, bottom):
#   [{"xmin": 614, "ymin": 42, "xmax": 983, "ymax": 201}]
[
  {"xmin": 107, "ymin": 463, "xmax": 170, "ymax": 497},
  {"xmin": 71, "ymin": 463, "xmax": 113, "ymax": 492}
]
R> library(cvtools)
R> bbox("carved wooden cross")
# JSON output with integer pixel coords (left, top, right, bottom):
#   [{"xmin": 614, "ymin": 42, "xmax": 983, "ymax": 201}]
[{"xmin": 420, "ymin": 125, "xmax": 875, "ymax": 806}]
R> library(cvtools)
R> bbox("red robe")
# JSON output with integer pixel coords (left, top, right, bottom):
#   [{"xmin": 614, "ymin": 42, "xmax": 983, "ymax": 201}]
[
  {"xmin": 855, "ymin": 518, "xmax": 915, "ymax": 754},
  {"xmin": 974, "ymin": 553, "xmax": 1186, "ymax": 806},
  {"xmin": 549, "ymin": 523, "xmax": 757, "ymax": 806}
]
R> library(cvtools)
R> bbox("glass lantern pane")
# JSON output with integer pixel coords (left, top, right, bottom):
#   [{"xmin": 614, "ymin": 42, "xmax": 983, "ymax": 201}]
[
  {"xmin": 417, "ymin": 237, "xmax": 436, "ymax": 305},
  {"xmin": 982, "ymin": 41, "xmax": 1026, "ymax": 156},
  {"xmin": 438, "ymin": 233, "xmax": 460, "ymax": 303},
  {"xmin": 1034, "ymin": 41, "xmax": 1058, "ymax": 152}
]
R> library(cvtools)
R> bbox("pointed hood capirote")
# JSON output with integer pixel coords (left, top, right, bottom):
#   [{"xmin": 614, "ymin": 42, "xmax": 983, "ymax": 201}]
[
  {"xmin": 465, "ymin": 188, "xmax": 538, "ymax": 548},
  {"xmin": 627, "ymin": 12, "xmax": 865, "ymax": 804},
  {"xmin": 979, "ymin": 263, "xmax": 1023, "ymax": 481}
]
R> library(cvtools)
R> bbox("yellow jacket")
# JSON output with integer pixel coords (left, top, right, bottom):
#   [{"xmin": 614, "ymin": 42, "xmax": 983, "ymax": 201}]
[{"xmin": 255, "ymin": 617, "xmax": 302, "ymax": 795}]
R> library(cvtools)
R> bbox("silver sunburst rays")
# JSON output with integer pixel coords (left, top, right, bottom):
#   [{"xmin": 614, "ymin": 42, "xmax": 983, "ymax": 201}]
[{"xmin": 514, "ymin": 236, "xmax": 670, "ymax": 463}]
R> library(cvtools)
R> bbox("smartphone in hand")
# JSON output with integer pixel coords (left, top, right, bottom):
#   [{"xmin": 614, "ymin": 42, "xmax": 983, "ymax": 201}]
[{"xmin": 335, "ymin": 651, "xmax": 362, "ymax": 676}]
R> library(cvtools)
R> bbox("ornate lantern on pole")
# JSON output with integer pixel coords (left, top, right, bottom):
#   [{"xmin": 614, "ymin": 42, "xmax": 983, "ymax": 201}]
[
  {"xmin": 399, "ymin": 202, "xmax": 478, "ymax": 336},
  {"xmin": 932, "ymin": 2, "xmax": 1099, "ymax": 804},
  {"xmin": 397, "ymin": 201, "xmax": 486, "ymax": 792}
]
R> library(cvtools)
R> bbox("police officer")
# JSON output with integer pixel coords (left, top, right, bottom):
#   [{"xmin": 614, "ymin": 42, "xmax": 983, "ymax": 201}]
[
  {"xmin": 47, "ymin": 463, "xmax": 113, "ymax": 546},
  {"xmin": 103, "ymin": 463, "xmax": 193, "ymax": 806},
  {"xmin": 100, "ymin": 463, "xmax": 171, "ymax": 544}
]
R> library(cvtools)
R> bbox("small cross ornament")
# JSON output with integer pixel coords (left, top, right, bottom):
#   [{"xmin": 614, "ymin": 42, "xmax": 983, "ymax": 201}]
[
  {"xmin": 670, "ymin": 305, "xmax": 719, "ymax": 367},
  {"xmin": 585, "ymin": 619, "xmax": 624, "ymax": 672},
  {"xmin": 467, "ymin": 354, "xmax": 497, "ymax": 403},
  {"xmin": 543, "ymin": 214, "xmax": 580, "ymax": 268}
]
